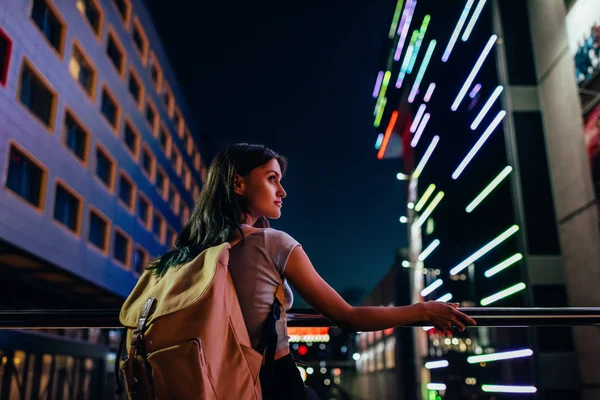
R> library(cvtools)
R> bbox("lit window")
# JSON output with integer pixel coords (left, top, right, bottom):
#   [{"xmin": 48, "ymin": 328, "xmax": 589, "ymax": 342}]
[
  {"xmin": 18, "ymin": 59, "xmax": 57, "ymax": 130},
  {"xmin": 5, "ymin": 143, "xmax": 47, "ymax": 209},
  {"xmin": 63, "ymin": 110, "xmax": 90, "ymax": 164},
  {"xmin": 53, "ymin": 181, "xmax": 82, "ymax": 234},
  {"xmin": 69, "ymin": 41, "xmax": 96, "ymax": 99},
  {"xmin": 30, "ymin": 0, "xmax": 65, "ymax": 56}
]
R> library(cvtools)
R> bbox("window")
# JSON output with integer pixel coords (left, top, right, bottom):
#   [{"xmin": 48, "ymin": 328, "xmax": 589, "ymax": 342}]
[
  {"xmin": 69, "ymin": 41, "xmax": 97, "ymax": 100},
  {"xmin": 132, "ymin": 16, "xmax": 148, "ymax": 63},
  {"xmin": 113, "ymin": 228, "xmax": 131, "ymax": 268},
  {"xmin": 158, "ymin": 124, "xmax": 171, "ymax": 157},
  {"xmin": 106, "ymin": 28, "xmax": 126, "ymax": 78},
  {"xmin": 76, "ymin": 0, "xmax": 103, "ymax": 39},
  {"xmin": 173, "ymin": 107, "xmax": 183, "ymax": 137},
  {"xmin": 30, "ymin": 0, "xmax": 66, "ymax": 57},
  {"xmin": 0, "ymin": 27, "xmax": 13, "ymax": 86},
  {"xmin": 53, "ymin": 180, "xmax": 82, "ymax": 235},
  {"xmin": 141, "ymin": 144, "xmax": 155, "ymax": 181},
  {"xmin": 180, "ymin": 203, "xmax": 190, "ymax": 226},
  {"xmin": 128, "ymin": 67, "xmax": 143, "ymax": 109},
  {"xmin": 100, "ymin": 85, "xmax": 120, "ymax": 132},
  {"xmin": 123, "ymin": 119, "xmax": 140, "ymax": 160},
  {"xmin": 148, "ymin": 52, "xmax": 162, "ymax": 92},
  {"xmin": 95, "ymin": 145, "xmax": 115, "ymax": 192},
  {"xmin": 186, "ymin": 129, "xmax": 194, "ymax": 156},
  {"xmin": 192, "ymin": 183, "xmax": 200, "ymax": 200},
  {"xmin": 5, "ymin": 142, "xmax": 47, "ymax": 210},
  {"xmin": 166, "ymin": 227, "xmax": 176, "ymax": 249},
  {"xmin": 182, "ymin": 165, "xmax": 191, "ymax": 191},
  {"xmin": 194, "ymin": 152, "xmax": 201, "ymax": 171},
  {"xmin": 18, "ymin": 59, "xmax": 57, "ymax": 131},
  {"xmin": 133, "ymin": 246, "xmax": 148, "ymax": 275},
  {"xmin": 168, "ymin": 184, "xmax": 179, "ymax": 215},
  {"xmin": 145, "ymin": 98, "xmax": 158, "ymax": 135},
  {"xmin": 112, "ymin": 0, "xmax": 131, "ymax": 27},
  {"xmin": 63, "ymin": 109, "xmax": 90, "ymax": 165},
  {"xmin": 118, "ymin": 170, "xmax": 136, "ymax": 212},
  {"xmin": 152, "ymin": 211, "xmax": 165, "ymax": 243},
  {"xmin": 156, "ymin": 167, "xmax": 168, "ymax": 199},
  {"xmin": 171, "ymin": 147, "xmax": 182, "ymax": 175},
  {"xmin": 88, "ymin": 207, "xmax": 110, "ymax": 253},
  {"xmin": 137, "ymin": 193, "xmax": 151, "ymax": 229},
  {"xmin": 162, "ymin": 83, "xmax": 174, "ymax": 116}
]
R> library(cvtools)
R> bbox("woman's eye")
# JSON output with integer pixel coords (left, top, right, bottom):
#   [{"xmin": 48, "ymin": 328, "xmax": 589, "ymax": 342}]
[{"xmin": 268, "ymin": 176, "xmax": 277, "ymax": 182}]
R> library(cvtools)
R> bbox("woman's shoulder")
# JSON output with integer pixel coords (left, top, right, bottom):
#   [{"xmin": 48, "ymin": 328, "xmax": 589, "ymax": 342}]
[{"xmin": 263, "ymin": 227, "xmax": 300, "ymax": 245}]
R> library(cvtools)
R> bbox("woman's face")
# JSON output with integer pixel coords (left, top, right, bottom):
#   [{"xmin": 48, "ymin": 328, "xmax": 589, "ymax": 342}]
[{"xmin": 236, "ymin": 158, "xmax": 286, "ymax": 220}]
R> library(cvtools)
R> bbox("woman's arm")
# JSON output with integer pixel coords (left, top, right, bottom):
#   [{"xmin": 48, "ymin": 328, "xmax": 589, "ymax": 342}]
[{"xmin": 284, "ymin": 246, "xmax": 476, "ymax": 332}]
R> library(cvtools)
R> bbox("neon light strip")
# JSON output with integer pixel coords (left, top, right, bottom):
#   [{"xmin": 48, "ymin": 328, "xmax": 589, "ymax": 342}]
[
  {"xmin": 451, "ymin": 35, "xmax": 497, "ymax": 111},
  {"xmin": 388, "ymin": 0, "xmax": 405, "ymax": 39},
  {"xmin": 411, "ymin": 113, "xmax": 430, "ymax": 147},
  {"xmin": 375, "ymin": 133, "xmax": 384, "ymax": 149},
  {"xmin": 427, "ymin": 383, "xmax": 446, "ymax": 391},
  {"xmin": 471, "ymin": 86, "xmax": 503, "ymax": 130},
  {"xmin": 402, "ymin": 260, "xmax": 410, "ymax": 268},
  {"xmin": 410, "ymin": 104, "xmax": 427, "ymax": 133},
  {"xmin": 374, "ymin": 97, "xmax": 387, "ymax": 128},
  {"xmin": 480, "ymin": 282, "xmax": 526, "ymax": 306},
  {"xmin": 415, "ymin": 191, "xmax": 444, "ymax": 227},
  {"xmin": 408, "ymin": 40, "xmax": 436, "ymax": 103},
  {"xmin": 424, "ymin": 82, "xmax": 436, "ymax": 102},
  {"xmin": 407, "ymin": 15, "xmax": 431, "ymax": 74},
  {"xmin": 452, "ymin": 110, "xmax": 506, "ymax": 180},
  {"xmin": 462, "ymin": 0, "xmax": 488, "ymax": 41},
  {"xmin": 485, "ymin": 253, "xmax": 523, "ymax": 277},
  {"xmin": 377, "ymin": 111, "xmax": 399, "ymax": 159},
  {"xmin": 420, "ymin": 279, "xmax": 443, "ymax": 297},
  {"xmin": 436, "ymin": 293, "xmax": 453, "ymax": 302},
  {"xmin": 415, "ymin": 184, "xmax": 436, "ymax": 211},
  {"xmin": 469, "ymin": 83, "xmax": 482, "ymax": 98},
  {"xmin": 373, "ymin": 71, "xmax": 384, "ymax": 98},
  {"xmin": 413, "ymin": 135, "xmax": 439, "ymax": 179},
  {"xmin": 449, "ymin": 225, "xmax": 520, "ymax": 275},
  {"xmin": 397, "ymin": 31, "xmax": 419, "ymax": 88},
  {"xmin": 418, "ymin": 239, "xmax": 440, "ymax": 261},
  {"xmin": 482, "ymin": 385, "xmax": 537, "ymax": 394},
  {"xmin": 394, "ymin": 0, "xmax": 416, "ymax": 61},
  {"xmin": 467, "ymin": 348, "xmax": 532, "ymax": 363},
  {"xmin": 425, "ymin": 360, "xmax": 449, "ymax": 369},
  {"xmin": 466, "ymin": 166, "xmax": 512, "ymax": 212},
  {"xmin": 442, "ymin": 0, "xmax": 475, "ymax": 62}
]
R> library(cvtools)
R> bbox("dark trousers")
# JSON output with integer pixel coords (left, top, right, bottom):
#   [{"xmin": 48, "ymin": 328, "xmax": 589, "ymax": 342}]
[{"xmin": 260, "ymin": 353, "xmax": 310, "ymax": 400}]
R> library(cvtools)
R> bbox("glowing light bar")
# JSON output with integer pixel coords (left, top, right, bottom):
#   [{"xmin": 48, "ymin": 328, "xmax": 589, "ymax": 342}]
[
  {"xmin": 468, "ymin": 349, "xmax": 533, "ymax": 364},
  {"xmin": 485, "ymin": 253, "xmax": 523, "ymax": 277},
  {"xmin": 408, "ymin": 40, "xmax": 436, "ymax": 103},
  {"xmin": 420, "ymin": 279, "xmax": 443, "ymax": 297},
  {"xmin": 407, "ymin": 15, "xmax": 431, "ymax": 74},
  {"xmin": 388, "ymin": 0, "xmax": 405, "ymax": 39},
  {"xmin": 436, "ymin": 293, "xmax": 453, "ymax": 302},
  {"xmin": 394, "ymin": 0, "xmax": 416, "ymax": 61},
  {"xmin": 415, "ymin": 184, "xmax": 436, "ymax": 212},
  {"xmin": 442, "ymin": 0, "xmax": 475, "ymax": 62},
  {"xmin": 418, "ymin": 239, "xmax": 440, "ymax": 261},
  {"xmin": 415, "ymin": 191, "xmax": 444, "ymax": 227},
  {"xmin": 397, "ymin": 30, "xmax": 419, "ymax": 88},
  {"xmin": 451, "ymin": 34, "xmax": 497, "ymax": 111},
  {"xmin": 408, "ymin": 202, "xmax": 415, "ymax": 209},
  {"xmin": 427, "ymin": 383, "xmax": 446, "ymax": 391},
  {"xmin": 400, "ymin": 216, "xmax": 408, "ymax": 223},
  {"xmin": 374, "ymin": 97, "xmax": 387, "ymax": 128},
  {"xmin": 462, "ymin": 0, "xmax": 488, "ymax": 41},
  {"xmin": 425, "ymin": 360, "xmax": 449, "ymax": 369},
  {"xmin": 413, "ymin": 135, "xmax": 439, "ymax": 179},
  {"xmin": 471, "ymin": 86, "xmax": 503, "ymax": 130},
  {"xmin": 375, "ymin": 133, "xmax": 384, "ymax": 150},
  {"xmin": 452, "ymin": 110, "xmax": 506, "ymax": 180},
  {"xmin": 396, "ymin": 172, "xmax": 410, "ymax": 180},
  {"xmin": 402, "ymin": 260, "xmax": 410, "ymax": 268},
  {"xmin": 377, "ymin": 111, "xmax": 398, "ymax": 159},
  {"xmin": 450, "ymin": 225, "xmax": 520, "ymax": 275},
  {"xmin": 410, "ymin": 104, "xmax": 427, "ymax": 133},
  {"xmin": 411, "ymin": 112, "xmax": 430, "ymax": 147},
  {"xmin": 372, "ymin": 71, "xmax": 384, "ymax": 98},
  {"xmin": 480, "ymin": 282, "xmax": 526, "ymax": 306},
  {"xmin": 466, "ymin": 166, "xmax": 512, "ymax": 212},
  {"xmin": 424, "ymin": 82, "xmax": 436, "ymax": 102},
  {"xmin": 482, "ymin": 385, "xmax": 537, "ymax": 394},
  {"xmin": 469, "ymin": 83, "xmax": 482, "ymax": 98}
]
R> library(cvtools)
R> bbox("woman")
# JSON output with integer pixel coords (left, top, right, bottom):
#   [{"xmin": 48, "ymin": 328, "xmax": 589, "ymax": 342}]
[{"xmin": 149, "ymin": 143, "xmax": 476, "ymax": 399}]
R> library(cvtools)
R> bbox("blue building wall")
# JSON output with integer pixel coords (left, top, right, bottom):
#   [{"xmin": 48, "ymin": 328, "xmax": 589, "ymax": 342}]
[{"xmin": 0, "ymin": 0, "xmax": 205, "ymax": 297}]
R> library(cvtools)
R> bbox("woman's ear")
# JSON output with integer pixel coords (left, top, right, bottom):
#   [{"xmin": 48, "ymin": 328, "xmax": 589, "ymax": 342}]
[{"xmin": 233, "ymin": 174, "xmax": 245, "ymax": 196}]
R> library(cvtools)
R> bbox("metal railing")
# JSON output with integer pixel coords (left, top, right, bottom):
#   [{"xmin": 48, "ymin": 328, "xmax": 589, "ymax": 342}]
[{"xmin": 0, "ymin": 307, "xmax": 599, "ymax": 329}]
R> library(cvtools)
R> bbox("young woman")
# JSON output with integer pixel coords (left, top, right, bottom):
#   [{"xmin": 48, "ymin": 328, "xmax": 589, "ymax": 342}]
[{"xmin": 149, "ymin": 143, "xmax": 476, "ymax": 399}]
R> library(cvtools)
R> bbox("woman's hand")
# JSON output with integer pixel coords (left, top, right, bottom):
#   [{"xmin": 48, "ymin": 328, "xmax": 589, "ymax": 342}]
[{"xmin": 419, "ymin": 301, "xmax": 477, "ymax": 332}]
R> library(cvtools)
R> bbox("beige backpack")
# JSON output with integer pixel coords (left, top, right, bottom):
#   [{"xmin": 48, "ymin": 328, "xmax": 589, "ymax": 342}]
[{"xmin": 118, "ymin": 242, "xmax": 284, "ymax": 399}]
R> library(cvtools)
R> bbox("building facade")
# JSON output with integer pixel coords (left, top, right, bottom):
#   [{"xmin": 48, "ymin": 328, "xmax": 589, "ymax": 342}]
[{"xmin": 368, "ymin": 0, "xmax": 600, "ymax": 399}]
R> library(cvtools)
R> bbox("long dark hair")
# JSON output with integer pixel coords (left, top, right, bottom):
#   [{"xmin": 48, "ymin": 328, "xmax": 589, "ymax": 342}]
[{"xmin": 147, "ymin": 143, "xmax": 287, "ymax": 276}]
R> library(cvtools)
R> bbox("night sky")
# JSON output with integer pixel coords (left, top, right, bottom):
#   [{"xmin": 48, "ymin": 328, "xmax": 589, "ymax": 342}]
[{"xmin": 144, "ymin": 0, "xmax": 407, "ymax": 305}]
